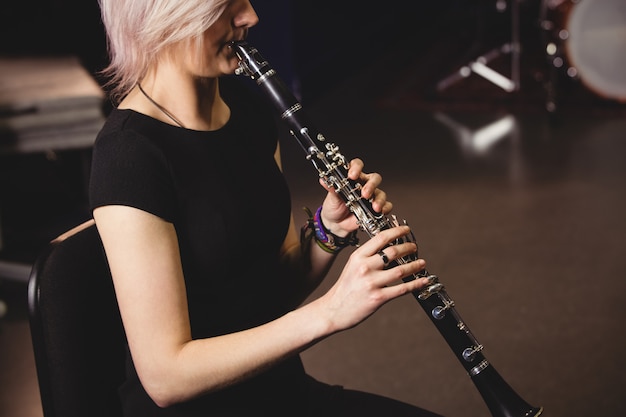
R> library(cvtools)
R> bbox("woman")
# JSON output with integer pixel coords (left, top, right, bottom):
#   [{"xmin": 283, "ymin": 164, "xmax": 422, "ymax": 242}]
[{"xmin": 90, "ymin": 0, "xmax": 441, "ymax": 415}]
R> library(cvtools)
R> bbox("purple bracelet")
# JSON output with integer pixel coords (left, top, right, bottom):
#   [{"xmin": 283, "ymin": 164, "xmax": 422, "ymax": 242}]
[
  {"xmin": 313, "ymin": 206, "xmax": 330, "ymax": 244},
  {"xmin": 307, "ymin": 206, "xmax": 359, "ymax": 254}
]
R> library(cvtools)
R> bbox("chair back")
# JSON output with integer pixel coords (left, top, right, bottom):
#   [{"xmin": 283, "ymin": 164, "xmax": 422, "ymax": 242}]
[{"xmin": 28, "ymin": 219, "xmax": 126, "ymax": 417}]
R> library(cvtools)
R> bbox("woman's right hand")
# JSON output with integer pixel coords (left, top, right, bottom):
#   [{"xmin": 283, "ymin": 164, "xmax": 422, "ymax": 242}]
[{"xmin": 318, "ymin": 225, "xmax": 431, "ymax": 332}]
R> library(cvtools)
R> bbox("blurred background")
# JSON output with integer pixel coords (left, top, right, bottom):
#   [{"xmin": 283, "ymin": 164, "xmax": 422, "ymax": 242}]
[{"xmin": 1, "ymin": 1, "xmax": 625, "ymax": 416}]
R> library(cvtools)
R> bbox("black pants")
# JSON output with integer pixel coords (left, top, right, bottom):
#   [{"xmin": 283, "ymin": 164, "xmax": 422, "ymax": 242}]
[
  {"xmin": 303, "ymin": 375, "xmax": 445, "ymax": 417},
  {"xmin": 120, "ymin": 372, "xmax": 444, "ymax": 417}
]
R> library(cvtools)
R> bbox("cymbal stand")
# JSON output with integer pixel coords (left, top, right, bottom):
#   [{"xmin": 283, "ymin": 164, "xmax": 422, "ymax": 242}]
[{"xmin": 436, "ymin": 0, "xmax": 521, "ymax": 93}]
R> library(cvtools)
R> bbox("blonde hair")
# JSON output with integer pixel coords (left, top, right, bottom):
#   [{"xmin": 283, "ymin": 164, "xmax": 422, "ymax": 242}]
[{"xmin": 98, "ymin": 0, "xmax": 230, "ymax": 103}]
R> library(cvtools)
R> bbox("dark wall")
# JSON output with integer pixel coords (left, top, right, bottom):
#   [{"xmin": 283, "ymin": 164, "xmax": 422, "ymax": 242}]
[
  {"xmin": 275, "ymin": 2, "xmax": 455, "ymax": 102},
  {"xmin": 253, "ymin": 2, "xmax": 494, "ymax": 102},
  {"xmin": 0, "ymin": 1, "xmax": 107, "ymax": 76},
  {"xmin": 0, "ymin": 1, "xmax": 481, "ymax": 101}
]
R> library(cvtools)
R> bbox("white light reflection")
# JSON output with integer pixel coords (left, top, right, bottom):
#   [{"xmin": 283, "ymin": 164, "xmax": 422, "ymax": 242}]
[
  {"xmin": 472, "ymin": 115, "xmax": 516, "ymax": 153},
  {"xmin": 434, "ymin": 113, "xmax": 517, "ymax": 155}
]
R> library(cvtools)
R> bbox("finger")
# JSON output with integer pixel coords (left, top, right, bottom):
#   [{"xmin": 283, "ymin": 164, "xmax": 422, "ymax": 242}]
[
  {"xmin": 347, "ymin": 158, "xmax": 364, "ymax": 180},
  {"xmin": 369, "ymin": 188, "xmax": 388, "ymax": 213},
  {"xmin": 380, "ymin": 200, "xmax": 393, "ymax": 215},
  {"xmin": 318, "ymin": 177, "xmax": 332, "ymax": 192},
  {"xmin": 382, "ymin": 273, "xmax": 432, "ymax": 299},
  {"xmin": 363, "ymin": 225, "xmax": 412, "ymax": 256},
  {"xmin": 359, "ymin": 172, "xmax": 382, "ymax": 200},
  {"xmin": 382, "ymin": 255, "xmax": 427, "ymax": 285},
  {"xmin": 377, "ymin": 250, "xmax": 390, "ymax": 268},
  {"xmin": 375, "ymin": 240, "xmax": 418, "ymax": 268}
]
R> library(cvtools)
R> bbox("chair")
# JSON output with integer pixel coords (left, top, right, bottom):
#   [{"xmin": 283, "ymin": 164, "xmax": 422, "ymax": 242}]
[{"xmin": 27, "ymin": 219, "xmax": 126, "ymax": 417}]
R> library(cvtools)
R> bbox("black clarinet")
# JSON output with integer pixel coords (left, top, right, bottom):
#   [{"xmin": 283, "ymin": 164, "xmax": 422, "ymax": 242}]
[{"xmin": 230, "ymin": 40, "xmax": 542, "ymax": 417}]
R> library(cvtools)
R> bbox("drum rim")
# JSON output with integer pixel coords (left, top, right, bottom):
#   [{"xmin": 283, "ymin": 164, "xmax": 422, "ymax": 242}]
[{"xmin": 565, "ymin": 0, "xmax": 626, "ymax": 102}]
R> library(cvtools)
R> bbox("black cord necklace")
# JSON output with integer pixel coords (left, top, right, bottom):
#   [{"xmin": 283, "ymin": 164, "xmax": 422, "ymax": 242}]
[{"xmin": 137, "ymin": 83, "xmax": 186, "ymax": 128}]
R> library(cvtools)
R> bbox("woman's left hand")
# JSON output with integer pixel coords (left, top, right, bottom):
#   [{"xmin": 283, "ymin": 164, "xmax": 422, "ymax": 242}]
[{"xmin": 319, "ymin": 158, "xmax": 392, "ymax": 236}]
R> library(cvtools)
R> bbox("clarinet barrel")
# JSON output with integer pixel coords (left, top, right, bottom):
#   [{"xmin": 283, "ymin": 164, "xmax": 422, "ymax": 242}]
[{"xmin": 230, "ymin": 40, "xmax": 542, "ymax": 417}]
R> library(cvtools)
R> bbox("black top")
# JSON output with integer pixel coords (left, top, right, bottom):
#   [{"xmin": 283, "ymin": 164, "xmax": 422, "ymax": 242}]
[{"xmin": 89, "ymin": 76, "xmax": 310, "ymax": 416}]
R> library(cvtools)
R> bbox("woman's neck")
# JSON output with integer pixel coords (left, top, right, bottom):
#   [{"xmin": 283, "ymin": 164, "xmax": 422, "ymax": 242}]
[{"xmin": 121, "ymin": 71, "xmax": 231, "ymax": 131}]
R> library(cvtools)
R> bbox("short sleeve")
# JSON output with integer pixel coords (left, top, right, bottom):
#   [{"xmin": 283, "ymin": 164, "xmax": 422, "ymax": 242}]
[{"xmin": 89, "ymin": 129, "xmax": 177, "ymax": 222}]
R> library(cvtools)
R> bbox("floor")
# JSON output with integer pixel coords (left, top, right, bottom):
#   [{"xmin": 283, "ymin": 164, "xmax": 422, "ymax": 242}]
[
  {"xmin": 2, "ymin": 9, "xmax": 626, "ymax": 417},
  {"xmin": 281, "ymin": 60, "xmax": 626, "ymax": 417}
]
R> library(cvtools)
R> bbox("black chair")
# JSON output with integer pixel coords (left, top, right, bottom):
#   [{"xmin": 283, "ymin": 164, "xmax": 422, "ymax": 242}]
[{"xmin": 28, "ymin": 219, "xmax": 126, "ymax": 417}]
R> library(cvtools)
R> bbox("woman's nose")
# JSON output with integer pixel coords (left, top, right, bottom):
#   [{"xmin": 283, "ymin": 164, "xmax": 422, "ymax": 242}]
[{"xmin": 233, "ymin": 0, "xmax": 259, "ymax": 28}]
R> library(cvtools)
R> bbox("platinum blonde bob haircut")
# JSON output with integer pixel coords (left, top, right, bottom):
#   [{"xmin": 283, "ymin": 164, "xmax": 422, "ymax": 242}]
[{"xmin": 98, "ymin": 0, "xmax": 231, "ymax": 102}]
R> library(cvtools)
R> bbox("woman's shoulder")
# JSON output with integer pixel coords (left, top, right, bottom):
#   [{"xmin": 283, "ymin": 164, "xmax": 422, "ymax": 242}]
[
  {"xmin": 93, "ymin": 109, "xmax": 172, "ymax": 166},
  {"xmin": 97, "ymin": 108, "xmax": 181, "ymax": 147},
  {"xmin": 99, "ymin": 108, "xmax": 169, "ymax": 136}
]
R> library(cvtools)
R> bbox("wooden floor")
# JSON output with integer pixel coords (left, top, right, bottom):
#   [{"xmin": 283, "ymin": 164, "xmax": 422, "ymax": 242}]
[
  {"xmin": 2, "ymin": 35, "xmax": 626, "ymax": 417},
  {"xmin": 283, "ymin": 66, "xmax": 626, "ymax": 417}
]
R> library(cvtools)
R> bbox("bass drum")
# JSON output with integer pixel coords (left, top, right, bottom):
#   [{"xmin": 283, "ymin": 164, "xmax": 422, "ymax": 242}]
[{"xmin": 540, "ymin": 0, "xmax": 626, "ymax": 102}]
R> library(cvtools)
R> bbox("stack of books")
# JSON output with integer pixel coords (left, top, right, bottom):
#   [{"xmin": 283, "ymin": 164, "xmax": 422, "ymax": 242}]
[{"xmin": 0, "ymin": 55, "xmax": 105, "ymax": 154}]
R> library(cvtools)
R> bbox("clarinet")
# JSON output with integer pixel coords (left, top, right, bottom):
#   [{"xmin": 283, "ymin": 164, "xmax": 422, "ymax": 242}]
[{"xmin": 230, "ymin": 40, "xmax": 543, "ymax": 417}]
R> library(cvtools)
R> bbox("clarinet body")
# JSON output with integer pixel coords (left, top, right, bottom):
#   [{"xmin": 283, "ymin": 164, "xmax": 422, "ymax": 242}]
[{"xmin": 230, "ymin": 40, "xmax": 542, "ymax": 417}]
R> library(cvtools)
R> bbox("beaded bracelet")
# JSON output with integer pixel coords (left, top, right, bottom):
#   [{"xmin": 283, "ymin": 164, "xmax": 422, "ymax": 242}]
[{"xmin": 301, "ymin": 206, "xmax": 359, "ymax": 254}]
